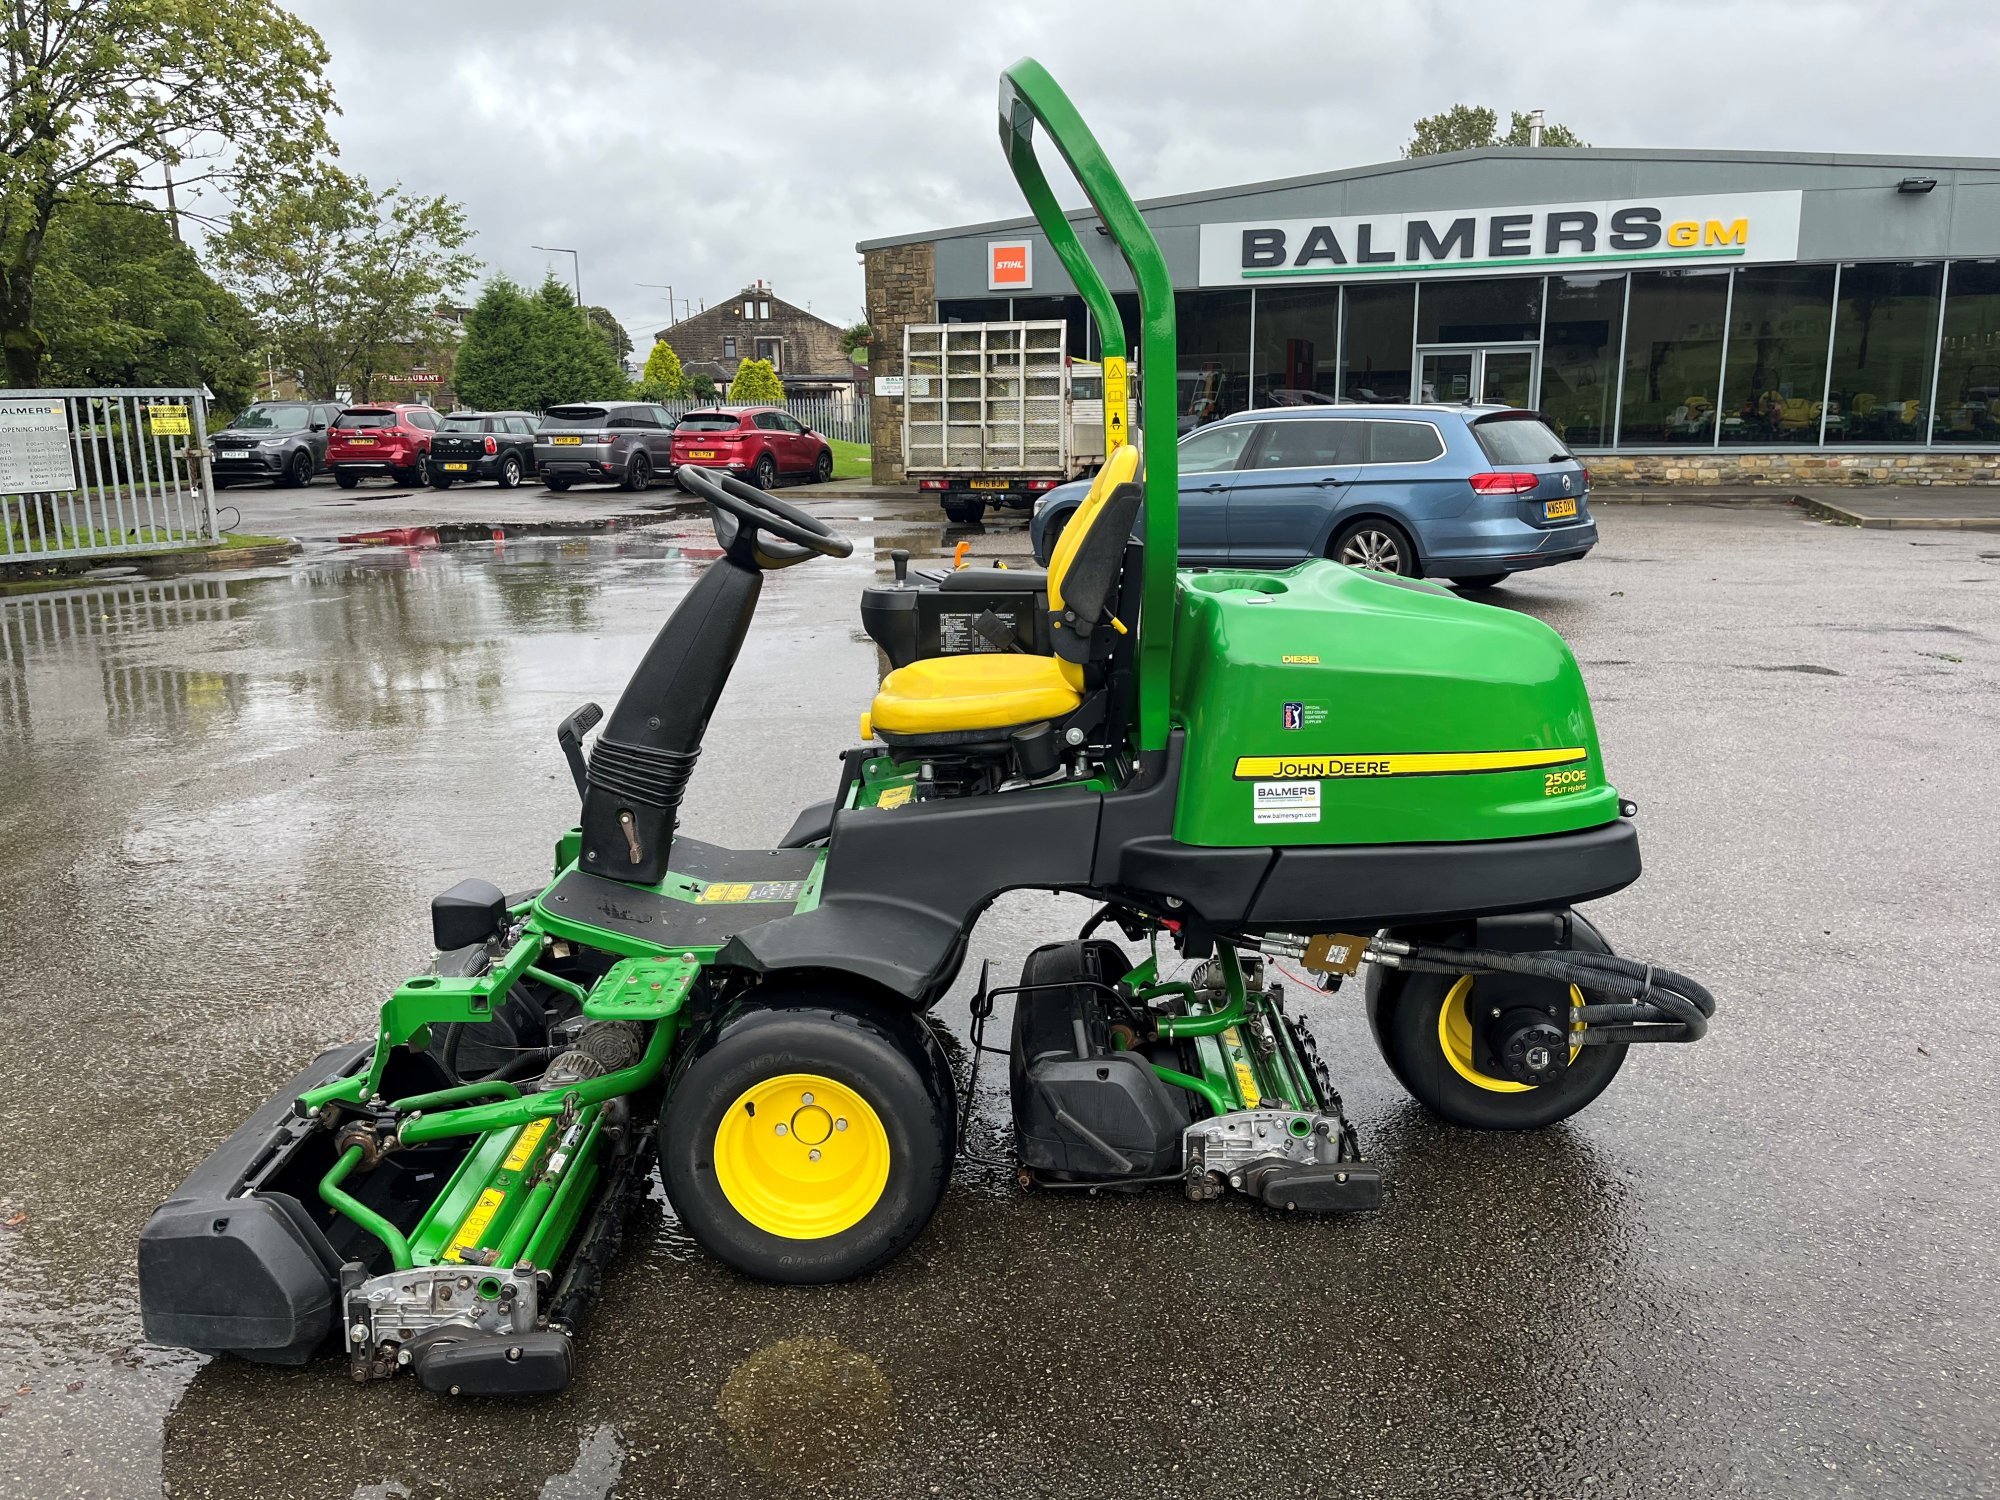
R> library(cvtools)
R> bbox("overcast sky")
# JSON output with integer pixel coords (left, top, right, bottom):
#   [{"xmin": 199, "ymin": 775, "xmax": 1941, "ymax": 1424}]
[{"xmin": 276, "ymin": 0, "xmax": 1998, "ymax": 356}]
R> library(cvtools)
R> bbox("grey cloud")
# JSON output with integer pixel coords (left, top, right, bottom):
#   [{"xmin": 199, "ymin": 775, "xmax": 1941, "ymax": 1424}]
[{"xmin": 274, "ymin": 0, "xmax": 1996, "ymax": 353}]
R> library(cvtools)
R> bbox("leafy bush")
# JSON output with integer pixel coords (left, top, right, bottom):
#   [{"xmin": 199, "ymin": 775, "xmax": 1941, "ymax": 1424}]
[
  {"xmin": 728, "ymin": 357, "xmax": 785, "ymax": 405},
  {"xmin": 639, "ymin": 339, "xmax": 687, "ymax": 400}
]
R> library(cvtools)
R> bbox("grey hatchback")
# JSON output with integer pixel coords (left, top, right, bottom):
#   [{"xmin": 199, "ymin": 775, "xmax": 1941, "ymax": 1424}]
[
  {"xmin": 1030, "ymin": 405, "xmax": 1595, "ymax": 587},
  {"xmin": 535, "ymin": 401, "xmax": 678, "ymax": 492}
]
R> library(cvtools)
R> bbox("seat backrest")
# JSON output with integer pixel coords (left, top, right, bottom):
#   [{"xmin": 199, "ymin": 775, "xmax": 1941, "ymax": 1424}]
[{"xmin": 1047, "ymin": 445, "xmax": 1142, "ymax": 687}]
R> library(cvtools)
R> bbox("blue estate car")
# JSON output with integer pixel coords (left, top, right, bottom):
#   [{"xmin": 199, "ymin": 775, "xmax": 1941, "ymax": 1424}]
[{"xmin": 1029, "ymin": 404, "xmax": 1596, "ymax": 587}]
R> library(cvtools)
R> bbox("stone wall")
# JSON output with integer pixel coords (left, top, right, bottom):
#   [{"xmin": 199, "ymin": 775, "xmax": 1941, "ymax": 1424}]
[
  {"xmin": 1589, "ymin": 450, "xmax": 2000, "ymax": 488},
  {"xmin": 863, "ymin": 243, "xmax": 935, "ymax": 483}
]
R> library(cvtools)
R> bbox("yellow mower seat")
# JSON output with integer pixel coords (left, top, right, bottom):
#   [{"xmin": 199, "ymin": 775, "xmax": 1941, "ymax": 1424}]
[{"xmin": 865, "ymin": 445, "xmax": 1140, "ymax": 741}]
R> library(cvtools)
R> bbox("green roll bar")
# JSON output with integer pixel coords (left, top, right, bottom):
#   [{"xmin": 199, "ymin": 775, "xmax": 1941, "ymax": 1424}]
[{"xmin": 998, "ymin": 59, "xmax": 1178, "ymax": 755}]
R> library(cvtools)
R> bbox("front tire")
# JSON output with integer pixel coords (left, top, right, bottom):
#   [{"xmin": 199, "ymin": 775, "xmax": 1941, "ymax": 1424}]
[
  {"xmin": 814, "ymin": 449, "xmax": 834, "ymax": 483},
  {"xmin": 546, "ymin": 475, "xmax": 572, "ymax": 492},
  {"xmin": 659, "ymin": 998, "xmax": 952, "ymax": 1284},
  {"xmin": 280, "ymin": 449, "xmax": 312, "ymax": 489},
  {"xmin": 1331, "ymin": 517, "xmax": 1418, "ymax": 576},
  {"xmin": 1366, "ymin": 917, "xmax": 1628, "ymax": 1130},
  {"xmin": 334, "ymin": 470, "xmax": 360, "ymax": 490}
]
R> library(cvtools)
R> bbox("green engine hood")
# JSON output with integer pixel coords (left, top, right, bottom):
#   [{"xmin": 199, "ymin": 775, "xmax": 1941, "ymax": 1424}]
[{"xmin": 1169, "ymin": 563, "xmax": 1619, "ymax": 846}]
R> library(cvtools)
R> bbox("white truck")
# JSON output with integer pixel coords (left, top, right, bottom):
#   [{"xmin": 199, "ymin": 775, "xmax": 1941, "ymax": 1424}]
[{"xmin": 902, "ymin": 320, "xmax": 1134, "ymax": 524}]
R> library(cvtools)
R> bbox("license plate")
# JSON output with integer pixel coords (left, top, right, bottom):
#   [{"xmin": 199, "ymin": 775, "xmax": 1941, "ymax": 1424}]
[
  {"xmin": 348, "ymin": 438, "xmax": 376, "ymax": 446},
  {"xmin": 688, "ymin": 449, "xmax": 717, "ymax": 459},
  {"xmin": 968, "ymin": 480, "xmax": 1011, "ymax": 491},
  {"xmin": 1544, "ymin": 497, "xmax": 1578, "ymax": 520},
  {"xmin": 443, "ymin": 462, "xmax": 468, "ymax": 472},
  {"xmin": 552, "ymin": 435, "xmax": 582, "ymax": 445}
]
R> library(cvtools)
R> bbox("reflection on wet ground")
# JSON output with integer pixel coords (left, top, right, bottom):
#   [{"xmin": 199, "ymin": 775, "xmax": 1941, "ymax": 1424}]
[{"xmin": 1, "ymin": 501, "xmax": 1996, "ymax": 1498}]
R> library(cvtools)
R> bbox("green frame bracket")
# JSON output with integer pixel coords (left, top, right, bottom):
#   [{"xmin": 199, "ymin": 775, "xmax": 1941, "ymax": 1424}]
[{"xmin": 998, "ymin": 58, "xmax": 1179, "ymax": 754}]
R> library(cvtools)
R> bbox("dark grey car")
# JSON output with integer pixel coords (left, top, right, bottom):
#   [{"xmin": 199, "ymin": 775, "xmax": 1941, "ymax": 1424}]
[
  {"xmin": 535, "ymin": 401, "xmax": 677, "ymax": 492},
  {"xmin": 210, "ymin": 400, "xmax": 341, "ymax": 488}
]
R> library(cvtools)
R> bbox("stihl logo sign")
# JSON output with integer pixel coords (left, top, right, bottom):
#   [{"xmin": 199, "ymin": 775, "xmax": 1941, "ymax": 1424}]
[
  {"xmin": 1197, "ymin": 191, "xmax": 1802, "ymax": 285},
  {"xmin": 988, "ymin": 241, "xmax": 1032, "ymax": 290}
]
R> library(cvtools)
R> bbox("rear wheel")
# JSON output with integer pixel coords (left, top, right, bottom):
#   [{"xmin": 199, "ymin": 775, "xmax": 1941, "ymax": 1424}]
[
  {"xmin": 623, "ymin": 451, "xmax": 652, "ymax": 492},
  {"xmin": 430, "ymin": 472, "xmax": 453, "ymax": 490},
  {"xmin": 751, "ymin": 452, "xmax": 778, "ymax": 491},
  {"xmin": 1366, "ymin": 917, "xmax": 1628, "ymax": 1130},
  {"xmin": 943, "ymin": 499, "xmax": 985, "ymax": 526},
  {"xmin": 1331, "ymin": 517, "xmax": 1417, "ymax": 576},
  {"xmin": 334, "ymin": 470, "xmax": 360, "ymax": 490},
  {"xmin": 1038, "ymin": 507, "xmax": 1071, "ymax": 561},
  {"xmin": 814, "ymin": 448, "xmax": 834, "ymax": 483},
  {"xmin": 660, "ymin": 997, "xmax": 952, "ymax": 1283},
  {"xmin": 546, "ymin": 475, "xmax": 572, "ymax": 492},
  {"xmin": 497, "ymin": 454, "xmax": 523, "ymax": 489},
  {"xmin": 1449, "ymin": 572, "xmax": 1511, "ymax": 590}
]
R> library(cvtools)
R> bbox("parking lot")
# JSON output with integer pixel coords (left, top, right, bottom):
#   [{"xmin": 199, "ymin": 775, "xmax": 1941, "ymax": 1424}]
[{"xmin": 1, "ymin": 496, "xmax": 1995, "ymax": 1499}]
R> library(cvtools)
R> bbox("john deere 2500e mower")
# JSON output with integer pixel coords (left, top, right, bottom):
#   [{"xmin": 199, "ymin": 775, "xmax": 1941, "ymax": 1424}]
[{"xmin": 139, "ymin": 60, "xmax": 1712, "ymax": 1396}]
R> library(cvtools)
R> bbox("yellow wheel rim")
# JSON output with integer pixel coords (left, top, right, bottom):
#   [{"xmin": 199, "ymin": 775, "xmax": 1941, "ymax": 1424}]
[
  {"xmin": 1438, "ymin": 975, "xmax": 1585, "ymax": 1093},
  {"xmin": 713, "ymin": 1073, "xmax": 891, "ymax": 1239}
]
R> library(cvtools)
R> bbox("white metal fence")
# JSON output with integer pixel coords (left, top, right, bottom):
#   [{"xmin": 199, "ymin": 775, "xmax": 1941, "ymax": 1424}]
[
  {"xmin": 0, "ymin": 388, "xmax": 219, "ymax": 562},
  {"xmin": 654, "ymin": 394, "xmax": 870, "ymax": 446}
]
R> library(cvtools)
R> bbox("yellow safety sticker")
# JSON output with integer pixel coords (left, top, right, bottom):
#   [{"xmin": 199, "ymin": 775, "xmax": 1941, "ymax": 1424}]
[
  {"xmin": 502, "ymin": 1118, "xmax": 550, "ymax": 1173},
  {"xmin": 699, "ymin": 882, "xmax": 754, "ymax": 904},
  {"xmin": 874, "ymin": 784, "xmax": 913, "ymax": 809},
  {"xmin": 1102, "ymin": 356, "xmax": 1128, "ymax": 451},
  {"xmin": 445, "ymin": 1188, "xmax": 505, "ymax": 1262},
  {"xmin": 1222, "ymin": 1027, "xmax": 1261, "ymax": 1109},
  {"xmin": 1233, "ymin": 748, "xmax": 1587, "ymax": 781}
]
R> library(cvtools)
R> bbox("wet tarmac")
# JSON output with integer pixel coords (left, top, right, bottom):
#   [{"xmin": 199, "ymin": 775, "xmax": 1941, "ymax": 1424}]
[{"xmin": 1, "ymin": 498, "xmax": 1995, "ymax": 1498}]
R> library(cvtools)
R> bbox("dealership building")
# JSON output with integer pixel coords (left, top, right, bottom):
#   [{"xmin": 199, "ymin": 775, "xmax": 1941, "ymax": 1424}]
[{"xmin": 859, "ymin": 146, "xmax": 2000, "ymax": 485}]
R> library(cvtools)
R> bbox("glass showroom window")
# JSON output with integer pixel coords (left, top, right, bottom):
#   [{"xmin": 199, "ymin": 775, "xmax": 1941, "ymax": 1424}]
[
  {"xmin": 1719, "ymin": 265, "xmax": 1835, "ymax": 445},
  {"xmin": 1824, "ymin": 262, "xmax": 1941, "ymax": 444},
  {"xmin": 1416, "ymin": 276, "xmax": 1542, "ymax": 344},
  {"xmin": 1177, "ymin": 290, "xmax": 1252, "ymax": 426},
  {"xmin": 1252, "ymin": 286, "xmax": 1341, "ymax": 406},
  {"xmin": 1620, "ymin": 269, "xmax": 1730, "ymax": 444},
  {"xmin": 1540, "ymin": 274, "xmax": 1624, "ymax": 448},
  {"xmin": 1931, "ymin": 261, "xmax": 2000, "ymax": 445},
  {"xmin": 937, "ymin": 298, "xmax": 1009, "ymax": 323},
  {"xmin": 1339, "ymin": 284, "xmax": 1416, "ymax": 403}
]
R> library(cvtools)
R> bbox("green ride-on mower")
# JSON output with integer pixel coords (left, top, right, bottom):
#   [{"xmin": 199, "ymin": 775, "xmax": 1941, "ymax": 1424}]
[{"xmin": 139, "ymin": 61, "xmax": 1713, "ymax": 1397}]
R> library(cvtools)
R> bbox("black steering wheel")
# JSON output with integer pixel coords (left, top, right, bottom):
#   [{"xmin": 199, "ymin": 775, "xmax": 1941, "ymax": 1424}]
[{"xmin": 676, "ymin": 464, "xmax": 853, "ymax": 571}]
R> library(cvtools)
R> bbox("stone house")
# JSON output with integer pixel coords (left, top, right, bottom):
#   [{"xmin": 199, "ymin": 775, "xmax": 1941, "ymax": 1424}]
[{"xmin": 653, "ymin": 282, "xmax": 863, "ymax": 397}]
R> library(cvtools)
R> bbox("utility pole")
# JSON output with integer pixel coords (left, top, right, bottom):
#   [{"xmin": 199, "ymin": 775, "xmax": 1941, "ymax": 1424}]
[
  {"xmin": 163, "ymin": 166, "xmax": 182, "ymax": 243},
  {"xmin": 533, "ymin": 245, "xmax": 583, "ymax": 311}
]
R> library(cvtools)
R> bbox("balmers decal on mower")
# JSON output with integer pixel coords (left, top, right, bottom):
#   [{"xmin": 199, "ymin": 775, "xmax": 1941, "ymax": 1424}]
[{"xmin": 138, "ymin": 57, "xmax": 1712, "ymax": 1398}]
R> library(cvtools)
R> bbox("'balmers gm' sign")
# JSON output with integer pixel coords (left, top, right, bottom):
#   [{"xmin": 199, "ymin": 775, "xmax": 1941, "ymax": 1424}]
[{"xmin": 1197, "ymin": 191, "xmax": 1802, "ymax": 286}]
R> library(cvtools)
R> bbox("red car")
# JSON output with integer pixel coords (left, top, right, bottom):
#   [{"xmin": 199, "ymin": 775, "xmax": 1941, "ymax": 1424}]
[
  {"xmin": 327, "ymin": 404, "xmax": 442, "ymax": 488},
  {"xmin": 668, "ymin": 405, "xmax": 833, "ymax": 490}
]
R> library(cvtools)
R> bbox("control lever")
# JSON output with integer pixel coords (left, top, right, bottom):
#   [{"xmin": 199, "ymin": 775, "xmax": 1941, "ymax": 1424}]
[
  {"xmin": 892, "ymin": 548, "xmax": 910, "ymax": 586},
  {"xmin": 556, "ymin": 702, "xmax": 603, "ymax": 798}
]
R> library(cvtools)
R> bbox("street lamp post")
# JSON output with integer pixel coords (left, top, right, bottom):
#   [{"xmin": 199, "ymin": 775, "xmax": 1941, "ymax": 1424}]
[
  {"xmin": 533, "ymin": 245, "xmax": 583, "ymax": 309},
  {"xmin": 639, "ymin": 283, "xmax": 686, "ymax": 324}
]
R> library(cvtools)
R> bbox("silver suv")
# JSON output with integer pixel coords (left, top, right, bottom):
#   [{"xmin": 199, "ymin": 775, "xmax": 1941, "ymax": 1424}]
[{"xmin": 535, "ymin": 401, "xmax": 677, "ymax": 492}]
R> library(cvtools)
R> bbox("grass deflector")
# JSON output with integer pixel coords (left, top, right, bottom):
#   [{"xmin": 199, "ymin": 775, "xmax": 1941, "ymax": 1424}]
[{"xmin": 139, "ymin": 60, "xmax": 1713, "ymax": 1397}]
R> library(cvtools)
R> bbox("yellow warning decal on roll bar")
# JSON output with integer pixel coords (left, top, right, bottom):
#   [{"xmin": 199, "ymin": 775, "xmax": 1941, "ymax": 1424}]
[{"xmin": 1232, "ymin": 748, "xmax": 1587, "ymax": 780}]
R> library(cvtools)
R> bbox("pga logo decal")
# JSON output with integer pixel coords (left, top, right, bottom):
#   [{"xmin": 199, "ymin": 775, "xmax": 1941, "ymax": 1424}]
[{"xmin": 1283, "ymin": 702, "xmax": 1304, "ymax": 730}]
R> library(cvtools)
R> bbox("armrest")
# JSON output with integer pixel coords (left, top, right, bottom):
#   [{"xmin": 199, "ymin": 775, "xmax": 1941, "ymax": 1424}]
[{"xmin": 937, "ymin": 566, "xmax": 1049, "ymax": 593}]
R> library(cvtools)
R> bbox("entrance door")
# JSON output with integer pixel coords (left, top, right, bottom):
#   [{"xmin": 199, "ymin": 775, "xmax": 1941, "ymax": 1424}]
[{"xmin": 1416, "ymin": 345, "xmax": 1540, "ymax": 408}]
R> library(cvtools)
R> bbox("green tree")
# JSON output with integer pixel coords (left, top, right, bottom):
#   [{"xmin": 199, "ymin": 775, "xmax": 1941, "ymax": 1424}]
[
  {"xmin": 1403, "ymin": 105, "xmax": 1588, "ymax": 158},
  {"xmin": 211, "ymin": 168, "xmax": 478, "ymax": 400},
  {"xmin": 839, "ymin": 320, "xmax": 872, "ymax": 362},
  {"xmin": 450, "ymin": 276, "xmax": 541, "ymax": 410},
  {"xmin": 685, "ymin": 370, "xmax": 718, "ymax": 402},
  {"xmin": 529, "ymin": 275, "xmax": 623, "ymax": 408},
  {"xmin": 585, "ymin": 305, "xmax": 632, "ymax": 360},
  {"xmin": 638, "ymin": 339, "xmax": 687, "ymax": 400},
  {"xmin": 728, "ymin": 357, "xmax": 785, "ymax": 405},
  {"xmin": 1, "ymin": 0, "xmax": 332, "ymax": 385}
]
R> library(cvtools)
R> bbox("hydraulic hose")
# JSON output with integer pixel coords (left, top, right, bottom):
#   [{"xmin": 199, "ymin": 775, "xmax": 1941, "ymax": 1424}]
[{"xmin": 1372, "ymin": 940, "xmax": 1715, "ymax": 1044}]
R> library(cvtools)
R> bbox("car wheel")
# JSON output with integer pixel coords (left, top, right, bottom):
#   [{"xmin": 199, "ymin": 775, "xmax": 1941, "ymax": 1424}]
[
  {"xmin": 546, "ymin": 475, "xmax": 572, "ymax": 492},
  {"xmin": 1331, "ymin": 517, "xmax": 1417, "ymax": 576},
  {"xmin": 751, "ymin": 452, "xmax": 778, "ymax": 491},
  {"xmin": 814, "ymin": 448, "xmax": 834, "ymax": 484},
  {"xmin": 497, "ymin": 454, "xmax": 522, "ymax": 489},
  {"xmin": 622, "ymin": 451, "xmax": 653, "ymax": 492},
  {"xmin": 334, "ymin": 471, "xmax": 359, "ymax": 490},
  {"xmin": 430, "ymin": 472, "xmax": 453, "ymax": 490},
  {"xmin": 279, "ymin": 449, "xmax": 312, "ymax": 489},
  {"xmin": 943, "ymin": 499, "xmax": 985, "ymax": 526},
  {"xmin": 1448, "ymin": 572, "xmax": 1512, "ymax": 590}
]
